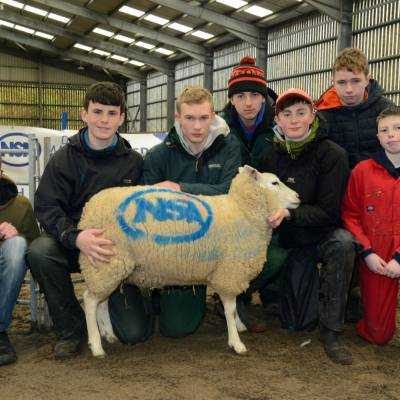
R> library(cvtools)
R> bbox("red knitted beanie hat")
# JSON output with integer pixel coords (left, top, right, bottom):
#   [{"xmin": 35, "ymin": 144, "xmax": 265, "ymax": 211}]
[{"xmin": 228, "ymin": 56, "xmax": 267, "ymax": 98}]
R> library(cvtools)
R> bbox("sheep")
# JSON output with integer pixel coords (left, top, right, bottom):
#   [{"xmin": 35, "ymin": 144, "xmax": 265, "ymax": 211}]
[{"xmin": 79, "ymin": 165, "xmax": 300, "ymax": 357}]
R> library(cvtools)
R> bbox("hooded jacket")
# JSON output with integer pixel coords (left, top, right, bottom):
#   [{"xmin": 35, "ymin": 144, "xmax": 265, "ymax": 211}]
[
  {"xmin": 342, "ymin": 149, "xmax": 400, "ymax": 263},
  {"xmin": 143, "ymin": 115, "xmax": 241, "ymax": 195},
  {"xmin": 34, "ymin": 128, "xmax": 143, "ymax": 250},
  {"xmin": 0, "ymin": 173, "xmax": 39, "ymax": 244},
  {"xmin": 221, "ymin": 89, "xmax": 276, "ymax": 167},
  {"xmin": 258, "ymin": 118, "xmax": 349, "ymax": 248},
  {"xmin": 316, "ymin": 79, "xmax": 395, "ymax": 168}
]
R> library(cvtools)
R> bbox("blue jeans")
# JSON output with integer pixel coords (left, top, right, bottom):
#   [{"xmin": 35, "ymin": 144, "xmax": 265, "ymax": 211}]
[{"xmin": 0, "ymin": 236, "xmax": 28, "ymax": 332}]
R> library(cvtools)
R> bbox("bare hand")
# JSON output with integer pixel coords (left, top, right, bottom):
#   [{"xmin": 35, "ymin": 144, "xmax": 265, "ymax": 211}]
[
  {"xmin": 76, "ymin": 228, "xmax": 115, "ymax": 267},
  {"xmin": 0, "ymin": 222, "xmax": 18, "ymax": 240},
  {"xmin": 267, "ymin": 209, "xmax": 289, "ymax": 228},
  {"xmin": 384, "ymin": 259, "xmax": 400, "ymax": 279},
  {"xmin": 154, "ymin": 181, "xmax": 181, "ymax": 191},
  {"xmin": 364, "ymin": 253, "xmax": 387, "ymax": 275}
]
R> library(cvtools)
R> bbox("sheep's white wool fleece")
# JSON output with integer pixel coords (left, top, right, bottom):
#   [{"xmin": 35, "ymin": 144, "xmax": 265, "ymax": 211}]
[{"xmin": 79, "ymin": 172, "xmax": 273, "ymax": 300}]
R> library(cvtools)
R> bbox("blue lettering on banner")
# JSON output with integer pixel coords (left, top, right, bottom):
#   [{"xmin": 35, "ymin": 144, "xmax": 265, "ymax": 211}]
[
  {"xmin": 0, "ymin": 132, "xmax": 42, "ymax": 167},
  {"xmin": 116, "ymin": 188, "xmax": 213, "ymax": 245}
]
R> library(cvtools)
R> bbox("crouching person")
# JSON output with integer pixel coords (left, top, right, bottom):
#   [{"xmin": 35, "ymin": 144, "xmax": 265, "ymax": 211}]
[
  {"xmin": 258, "ymin": 88, "xmax": 355, "ymax": 365},
  {"xmin": 107, "ymin": 86, "xmax": 242, "ymax": 343},
  {"xmin": 342, "ymin": 106, "xmax": 400, "ymax": 345},
  {"xmin": 0, "ymin": 164, "xmax": 39, "ymax": 366},
  {"xmin": 27, "ymin": 82, "xmax": 143, "ymax": 359}
]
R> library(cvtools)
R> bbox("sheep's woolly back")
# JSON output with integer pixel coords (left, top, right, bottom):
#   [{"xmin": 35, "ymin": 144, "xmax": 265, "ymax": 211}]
[{"xmin": 79, "ymin": 172, "xmax": 274, "ymax": 299}]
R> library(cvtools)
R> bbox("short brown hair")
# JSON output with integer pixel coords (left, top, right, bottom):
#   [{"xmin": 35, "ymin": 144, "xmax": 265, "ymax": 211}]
[
  {"xmin": 176, "ymin": 86, "xmax": 214, "ymax": 113},
  {"xmin": 333, "ymin": 48, "xmax": 369, "ymax": 76},
  {"xmin": 377, "ymin": 105, "xmax": 400, "ymax": 124},
  {"xmin": 83, "ymin": 82, "xmax": 126, "ymax": 113}
]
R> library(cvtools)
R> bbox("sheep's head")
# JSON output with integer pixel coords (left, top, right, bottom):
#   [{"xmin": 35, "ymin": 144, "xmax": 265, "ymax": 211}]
[{"xmin": 239, "ymin": 165, "xmax": 300, "ymax": 211}]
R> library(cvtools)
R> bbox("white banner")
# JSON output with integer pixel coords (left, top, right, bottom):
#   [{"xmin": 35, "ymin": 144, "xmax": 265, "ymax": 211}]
[{"xmin": 0, "ymin": 126, "xmax": 167, "ymax": 196}]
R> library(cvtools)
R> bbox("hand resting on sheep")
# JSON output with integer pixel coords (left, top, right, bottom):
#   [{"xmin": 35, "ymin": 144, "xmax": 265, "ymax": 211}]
[{"xmin": 79, "ymin": 165, "xmax": 300, "ymax": 357}]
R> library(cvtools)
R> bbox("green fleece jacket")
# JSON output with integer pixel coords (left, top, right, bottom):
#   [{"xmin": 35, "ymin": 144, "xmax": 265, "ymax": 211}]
[{"xmin": 0, "ymin": 174, "xmax": 40, "ymax": 244}]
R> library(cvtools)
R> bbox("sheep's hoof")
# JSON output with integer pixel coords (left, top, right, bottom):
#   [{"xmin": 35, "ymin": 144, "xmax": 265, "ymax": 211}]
[
  {"xmin": 93, "ymin": 351, "xmax": 106, "ymax": 358},
  {"xmin": 230, "ymin": 341, "xmax": 247, "ymax": 354},
  {"xmin": 104, "ymin": 333, "xmax": 118, "ymax": 344},
  {"xmin": 90, "ymin": 345, "xmax": 107, "ymax": 358}
]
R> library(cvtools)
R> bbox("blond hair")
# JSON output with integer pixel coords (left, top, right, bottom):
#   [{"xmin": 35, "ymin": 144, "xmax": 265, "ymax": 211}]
[
  {"xmin": 176, "ymin": 86, "xmax": 214, "ymax": 113},
  {"xmin": 333, "ymin": 48, "xmax": 369, "ymax": 76}
]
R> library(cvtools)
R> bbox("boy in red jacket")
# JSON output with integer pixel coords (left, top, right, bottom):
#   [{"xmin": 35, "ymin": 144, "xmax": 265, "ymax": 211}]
[{"xmin": 342, "ymin": 106, "xmax": 400, "ymax": 345}]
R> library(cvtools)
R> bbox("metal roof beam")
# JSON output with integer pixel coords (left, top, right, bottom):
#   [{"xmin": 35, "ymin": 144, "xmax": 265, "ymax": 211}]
[
  {"xmin": 0, "ymin": 9, "xmax": 170, "ymax": 72},
  {"xmin": 30, "ymin": 0, "xmax": 206, "ymax": 61},
  {"xmin": 303, "ymin": 0, "xmax": 342, "ymax": 21},
  {"xmin": 152, "ymin": 0, "xmax": 259, "ymax": 42},
  {"xmin": 0, "ymin": 28, "xmax": 143, "ymax": 81}
]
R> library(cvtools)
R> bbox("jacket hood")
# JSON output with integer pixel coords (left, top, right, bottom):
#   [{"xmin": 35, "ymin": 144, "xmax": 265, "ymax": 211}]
[
  {"xmin": 0, "ymin": 173, "xmax": 18, "ymax": 208},
  {"xmin": 370, "ymin": 148, "xmax": 400, "ymax": 179},
  {"xmin": 315, "ymin": 79, "xmax": 385, "ymax": 111},
  {"xmin": 173, "ymin": 114, "xmax": 229, "ymax": 157},
  {"xmin": 68, "ymin": 127, "xmax": 132, "ymax": 157}
]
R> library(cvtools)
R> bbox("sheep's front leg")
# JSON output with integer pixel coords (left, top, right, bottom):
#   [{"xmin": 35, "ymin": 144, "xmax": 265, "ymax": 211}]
[
  {"xmin": 219, "ymin": 294, "xmax": 247, "ymax": 354},
  {"xmin": 83, "ymin": 289, "xmax": 106, "ymax": 357},
  {"xmin": 97, "ymin": 299, "xmax": 118, "ymax": 344}
]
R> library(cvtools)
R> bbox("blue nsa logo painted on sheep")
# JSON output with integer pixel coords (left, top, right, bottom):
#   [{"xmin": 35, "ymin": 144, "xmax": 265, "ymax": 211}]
[{"xmin": 116, "ymin": 188, "xmax": 213, "ymax": 245}]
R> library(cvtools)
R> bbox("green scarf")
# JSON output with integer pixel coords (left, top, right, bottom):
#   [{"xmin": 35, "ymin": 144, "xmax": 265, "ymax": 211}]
[{"xmin": 274, "ymin": 118, "xmax": 319, "ymax": 159}]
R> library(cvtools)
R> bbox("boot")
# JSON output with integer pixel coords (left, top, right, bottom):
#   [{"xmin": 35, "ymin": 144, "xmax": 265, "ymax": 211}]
[
  {"xmin": 320, "ymin": 326, "xmax": 352, "ymax": 365},
  {"xmin": 54, "ymin": 336, "xmax": 85, "ymax": 360},
  {"xmin": 0, "ymin": 331, "xmax": 17, "ymax": 366}
]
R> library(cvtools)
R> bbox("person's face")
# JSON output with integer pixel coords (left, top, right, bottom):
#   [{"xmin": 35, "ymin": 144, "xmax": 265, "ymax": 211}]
[
  {"xmin": 81, "ymin": 101, "xmax": 124, "ymax": 149},
  {"xmin": 275, "ymin": 102, "xmax": 315, "ymax": 140},
  {"xmin": 332, "ymin": 69, "xmax": 369, "ymax": 107},
  {"xmin": 377, "ymin": 115, "xmax": 400, "ymax": 155},
  {"xmin": 175, "ymin": 101, "xmax": 215, "ymax": 146},
  {"xmin": 230, "ymin": 92, "xmax": 265, "ymax": 124}
]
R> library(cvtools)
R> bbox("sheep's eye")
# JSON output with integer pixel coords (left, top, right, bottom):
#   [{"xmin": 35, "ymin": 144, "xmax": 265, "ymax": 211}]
[{"xmin": 271, "ymin": 181, "xmax": 279, "ymax": 186}]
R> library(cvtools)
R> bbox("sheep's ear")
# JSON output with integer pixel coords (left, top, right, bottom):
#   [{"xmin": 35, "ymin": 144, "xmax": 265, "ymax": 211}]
[{"xmin": 241, "ymin": 165, "xmax": 260, "ymax": 181}]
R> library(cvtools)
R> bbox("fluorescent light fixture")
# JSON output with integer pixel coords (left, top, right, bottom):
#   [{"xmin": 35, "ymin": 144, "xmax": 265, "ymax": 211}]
[
  {"xmin": 111, "ymin": 54, "xmax": 128, "ymax": 62},
  {"xmin": 135, "ymin": 41, "xmax": 155, "ymax": 49},
  {"xmin": 167, "ymin": 22, "xmax": 192, "ymax": 33},
  {"xmin": 35, "ymin": 31, "xmax": 54, "ymax": 40},
  {"xmin": 191, "ymin": 30, "xmax": 214, "ymax": 40},
  {"xmin": 14, "ymin": 24, "xmax": 34, "ymax": 34},
  {"xmin": 48, "ymin": 12, "xmax": 70, "ymax": 23},
  {"xmin": 0, "ymin": 0, "xmax": 23, "ymax": 9},
  {"xmin": 129, "ymin": 60, "xmax": 144, "ymax": 67},
  {"xmin": 144, "ymin": 14, "xmax": 169, "ymax": 25},
  {"xmin": 118, "ymin": 5, "xmax": 144, "ymax": 17},
  {"xmin": 93, "ymin": 49, "xmax": 111, "ymax": 56},
  {"xmin": 113, "ymin": 34, "xmax": 135, "ymax": 44},
  {"xmin": 244, "ymin": 5, "xmax": 273, "ymax": 17},
  {"xmin": 24, "ymin": 5, "xmax": 47, "ymax": 16},
  {"xmin": 0, "ymin": 19, "xmax": 14, "ymax": 28},
  {"xmin": 155, "ymin": 47, "xmax": 174, "ymax": 56},
  {"xmin": 92, "ymin": 27, "xmax": 114, "ymax": 37},
  {"xmin": 216, "ymin": 0, "xmax": 247, "ymax": 9},
  {"xmin": 74, "ymin": 43, "xmax": 93, "ymax": 51}
]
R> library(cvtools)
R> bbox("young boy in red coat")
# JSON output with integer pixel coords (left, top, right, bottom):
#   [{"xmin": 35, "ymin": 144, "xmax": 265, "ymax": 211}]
[{"xmin": 342, "ymin": 106, "xmax": 400, "ymax": 345}]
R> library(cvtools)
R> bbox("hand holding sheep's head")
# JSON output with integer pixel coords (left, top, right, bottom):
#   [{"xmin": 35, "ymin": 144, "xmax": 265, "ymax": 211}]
[{"xmin": 239, "ymin": 165, "xmax": 300, "ymax": 210}]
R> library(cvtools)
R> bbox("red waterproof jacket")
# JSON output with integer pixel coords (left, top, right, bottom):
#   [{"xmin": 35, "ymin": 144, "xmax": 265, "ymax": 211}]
[{"xmin": 342, "ymin": 151, "xmax": 400, "ymax": 262}]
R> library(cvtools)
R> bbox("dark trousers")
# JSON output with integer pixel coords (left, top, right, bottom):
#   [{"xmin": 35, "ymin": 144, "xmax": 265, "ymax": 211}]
[
  {"xmin": 27, "ymin": 234, "xmax": 86, "ymax": 340},
  {"xmin": 279, "ymin": 228, "xmax": 355, "ymax": 332}
]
